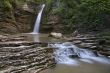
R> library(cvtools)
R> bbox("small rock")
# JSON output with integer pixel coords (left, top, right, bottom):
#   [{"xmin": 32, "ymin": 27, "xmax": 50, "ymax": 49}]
[
  {"xmin": 73, "ymin": 40, "xmax": 82, "ymax": 44},
  {"xmin": 72, "ymin": 30, "xmax": 78, "ymax": 36},
  {"xmin": 79, "ymin": 43, "xmax": 93, "ymax": 48},
  {"xmin": 83, "ymin": 40, "xmax": 95, "ymax": 43},
  {"xmin": 69, "ymin": 55, "xmax": 79, "ymax": 58},
  {"xmin": 63, "ymin": 37, "xmax": 73, "ymax": 42},
  {"xmin": 90, "ymin": 46, "xmax": 97, "ymax": 50}
]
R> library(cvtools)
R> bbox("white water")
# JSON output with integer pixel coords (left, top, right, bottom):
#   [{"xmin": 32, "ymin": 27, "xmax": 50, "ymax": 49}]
[
  {"xmin": 33, "ymin": 4, "xmax": 45, "ymax": 34},
  {"xmin": 48, "ymin": 42, "xmax": 110, "ymax": 65}
]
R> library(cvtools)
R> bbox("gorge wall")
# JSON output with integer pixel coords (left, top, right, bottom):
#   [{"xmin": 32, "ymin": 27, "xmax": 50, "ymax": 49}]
[
  {"xmin": 0, "ymin": 2, "xmax": 38, "ymax": 34},
  {"xmin": 0, "ymin": 0, "xmax": 63, "ymax": 34}
]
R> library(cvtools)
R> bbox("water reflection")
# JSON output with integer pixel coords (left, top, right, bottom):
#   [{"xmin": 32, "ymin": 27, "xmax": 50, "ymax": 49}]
[
  {"xmin": 23, "ymin": 33, "xmax": 65, "ymax": 43},
  {"xmin": 33, "ymin": 34, "xmax": 40, "ymax": 42},
  {"xmin": 41, "ymin": 63, "xmax": 110, "ymax": 73}
]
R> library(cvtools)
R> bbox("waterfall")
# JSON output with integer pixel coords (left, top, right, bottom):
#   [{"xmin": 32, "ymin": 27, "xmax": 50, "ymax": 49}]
[{"xmin": 33, "ymin": 4, "xmax": 45, "ymax": 34}]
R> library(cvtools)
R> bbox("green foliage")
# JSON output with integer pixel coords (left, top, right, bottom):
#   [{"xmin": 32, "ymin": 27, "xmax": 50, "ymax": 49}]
[
  {"xmin": 28, "ymin": 0, "xmax": 53, "ymax": 4},
  {"xmin": 0, "ymin": 0, "xmax": 12, "ymax": 11},
  {"xmin": 78, "ymin": 0, "xmax": 110, "ymax": 28},
  {"xmin": 0, "ymin": 0, "xmax": 28, "ymax": 12},
  {"xmin": 1, "ymin": 0, "xmax": 110, "ymax": 33},
  {"xmin": 54, "ymin": 0, "xmax": 110, "ymax": 33}
]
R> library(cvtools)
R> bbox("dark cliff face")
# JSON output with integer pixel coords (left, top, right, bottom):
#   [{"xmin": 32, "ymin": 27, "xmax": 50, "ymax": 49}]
[
  {"xmin": 40, "ymin": 1, "xmax": 64, "ymax": 33},
  {"xmin": 0, "ymin": 2, "xmax": 38, "ymax": 34},
  {"xmin": 14, "ymin": 8, "xmax": 35, "ymax": 33}
]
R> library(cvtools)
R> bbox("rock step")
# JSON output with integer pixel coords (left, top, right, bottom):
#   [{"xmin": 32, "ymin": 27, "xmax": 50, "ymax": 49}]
[
  {"xmin": 0, "ymin": 49, "xmax": 41, "ymax": 60},
  {"xmin": 0, "ymin": 41, "xmax": 36, "ymax": 47},
  {"xmin": 0, "ymin": 45, "xmax": 38, "ymax": 52},
  {"xmin": 0, "ymin": 37, "xmax": 25, "ymax": 42},
  {"xmin": 77, "ymin": 43, "xmax": 97, "ymax": 48},
  {"xmin": 2, "ymin": 58, "xmax": 55, "ymax": 73},
  {"xmin": 0, "ymin": 43, "xmax": 55, "ymax": 73},
  {"xmin": 82, "ymin": 40, "xmax": 97, "ymax": 43},
  {"xmin": 93, "ymin": 50, "xmax": 110, "ymax": 56},
  {"xmin": 73, "ymin": 37, "xmax": 99, "ymax": 41},
  {"xmin": 7, "ymin": 37, "xmax": 25, "ymax": 41},
  {"xmin": 0, "ymin": 41, "xmax": 48, "ymax": 47}
]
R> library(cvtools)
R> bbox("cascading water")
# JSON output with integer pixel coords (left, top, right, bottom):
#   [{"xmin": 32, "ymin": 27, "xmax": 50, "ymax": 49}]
[
  {"xmin": 33, "ymin": 4, "xmax": 45, "ymax": 34},
  {"xmin": 48, "ymin": 42, "xmax": 110, "ymax": 65}
]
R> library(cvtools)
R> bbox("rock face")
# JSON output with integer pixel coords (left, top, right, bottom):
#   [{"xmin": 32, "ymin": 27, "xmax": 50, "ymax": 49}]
[
  {"xmin": 15, "ymin": 9, "xmax": 35, "ymax": 33},
  {"xmin": 40, "ymin": 15, "xmax": 63, "ymax": 33},
  {"xmin": 0, "ymin": 35, "xmax": 55, "ymax": 73},
  {"xmin": 0, "ymin": 2, "xmax": 37, "ymax": 34}
]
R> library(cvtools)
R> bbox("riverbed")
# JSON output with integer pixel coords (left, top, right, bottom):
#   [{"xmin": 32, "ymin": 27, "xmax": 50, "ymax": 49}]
[{"xmin": 0, "ymin": 33, "xmax": 110, "ymax": 73}]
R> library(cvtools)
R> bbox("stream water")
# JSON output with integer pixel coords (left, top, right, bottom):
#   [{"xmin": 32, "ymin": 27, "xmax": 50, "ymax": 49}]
[
  {"xmin": 10, "ymin": 33, "xmax": 110, "ymax": 73},
  {"xmin": 42, "ymin": 42, "xmax": 110, "ymax": 73},
  {"xmin": 48, "ymin": 42, "xmax": 110, "ymax": 65},
  {"xmin": 41, "ymin": 63, "xmax": 110, "ymax": 73}
]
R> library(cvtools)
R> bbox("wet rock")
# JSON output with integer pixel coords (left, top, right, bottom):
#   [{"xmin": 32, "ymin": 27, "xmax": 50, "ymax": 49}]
[
  {"xmin": 73, "ymin": 40, "xmax": 82, "ymax": 44},
  {"xmin": 72, "ymin": 30, "xmax": 78, "ymax": 37},
  {"xmin": 63, "ymin": 37, "xmax": 73, "ymax": 42},
  {"xmin": 79, "ymin": 43, "xmax": 96, "ymax": 48},
  {"xmin": 99, "ymin": 51, "xmax": 110, "ymax": 56},
  {"xmin": 49, "ymin": 32, "xmax": 63, "ymax": 39},
  {"xmin": 69, "ymin": 55, "xmax": 79, "ymax": 58},
  {"xmin": 9, "ymin": 37, "xmax": 25, "ymax": 41},
  {"xmin": 90, "ymin": 46, "xmax": 97, "ymax": 50},
  {"xmin": 82, "ymin": 40, "xmax": 96, "ymax": 43},
  {"xmin": 73, "ymin": 37, "xmax": 90, "ymax": 41},
  {"xmin": 0, "ymin": 46, "xmax": 55, "ymax": 72},
  {"xmin": 0, "ymin": 35, "xmax": 55, "ymax": 73}
]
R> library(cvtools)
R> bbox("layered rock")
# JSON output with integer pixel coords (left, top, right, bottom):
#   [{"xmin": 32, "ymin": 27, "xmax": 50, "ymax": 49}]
[
  {"xmin": 0, "ymin": 35, "xmax": 55, "ymax": 73},
  {"xmin": 65, "ymin": 34, "xmax": 110, "ymax": 56},
  {"xmin": 0, "ymin": 2, "xmax": 37, "ymax": 34}
]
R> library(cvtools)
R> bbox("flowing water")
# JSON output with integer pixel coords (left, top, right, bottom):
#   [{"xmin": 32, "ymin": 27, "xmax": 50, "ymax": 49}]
[
  {"xmin": 41, "ymin": 42, "xmax": 110, "ymax": 73},
  {"xmin": 33, "ymin": 4, "xmax": 45, "ymax": 34},
  {"xmin": 48, "ymin": 42, "xmax": 110, "ymax": 65},
  {"xmin": 12, "ymin": 34, "xmax": 110, "ymax": 73}
]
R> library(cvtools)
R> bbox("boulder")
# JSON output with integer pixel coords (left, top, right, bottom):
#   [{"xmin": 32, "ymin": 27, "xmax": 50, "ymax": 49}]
[{"xmin": 49, "ymin": 32, "xmax": 63, "ymax": 39}]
